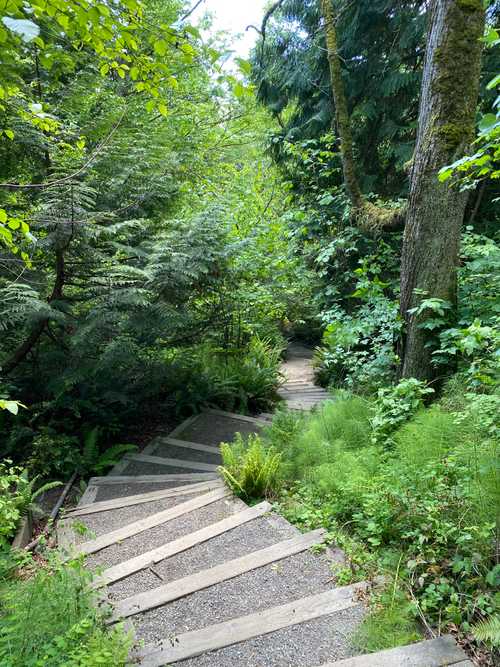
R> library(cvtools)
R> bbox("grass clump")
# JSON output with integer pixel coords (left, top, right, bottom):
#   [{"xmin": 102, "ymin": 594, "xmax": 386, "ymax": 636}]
[
  {"xmin": 0, "ymin": 550, "xmax": 132, "ymax": 666},
  {"xmin": 220, "ymin": 433, "xmax": 283, "ymax": 501}
]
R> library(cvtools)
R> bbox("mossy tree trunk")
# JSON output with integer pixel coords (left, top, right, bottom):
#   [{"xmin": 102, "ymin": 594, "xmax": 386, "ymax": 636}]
[
  {"xmin": 320, "ymin": 0, "xmax": 363, "ymax": 210},
  {"xmin": 320, "ymin": 0, "xmax": 405, "ymax": 232},
  {"xmin": 400, "ymin": 0, "xmax": 485, "ymax": 381}
]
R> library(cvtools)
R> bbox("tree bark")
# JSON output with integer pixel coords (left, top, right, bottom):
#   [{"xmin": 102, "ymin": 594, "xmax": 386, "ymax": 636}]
[
  {"xmin": 400, "ymin": 0, "xmax": 485, "ymax": 380},
  {"xmin": 320, "ymin": 0, "xmax": 405, "ymax": 232},
  {"xmin": 320, "ymin": 0, "xmax": 363, "ymax": 209}
]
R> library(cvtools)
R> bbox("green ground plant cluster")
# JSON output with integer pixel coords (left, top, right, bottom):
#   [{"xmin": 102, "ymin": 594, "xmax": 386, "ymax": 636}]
[
  {"xmin": 0, "ymin": 550, "xmax": 131, "ymax": 667},
  {"xmin": 221, "ymin": 385, "xmax": 499, "ymax": 653}
]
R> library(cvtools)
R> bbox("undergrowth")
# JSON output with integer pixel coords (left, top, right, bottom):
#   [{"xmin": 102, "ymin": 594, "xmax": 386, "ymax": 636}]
[
  {"xmin": 0, "ymin": 550, "xmax": 132, "ymax": 666},
  {"xmin": 222, "ymin": 387, "xmax": 499, "ymax": 654}
]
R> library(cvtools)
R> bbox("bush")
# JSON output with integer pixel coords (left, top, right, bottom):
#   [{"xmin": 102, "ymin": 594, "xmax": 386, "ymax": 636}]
[
  {"xmin": 168, "ymin": 336, "xmax": 284, "ymax": 415},
  {"xmin": 370, "ymin": 378, "xmax": 434, "ymax": 447},
  {"xmin": 0, "ymin": 462, "xmax": 60, "ymax": 546},
  {"xmin": 220, "ymin": 433, "xmax": 283, "ymax": 501},
  {"xmin": 0, "ymin": 552, "xmax": 132, "ymax": 666}
]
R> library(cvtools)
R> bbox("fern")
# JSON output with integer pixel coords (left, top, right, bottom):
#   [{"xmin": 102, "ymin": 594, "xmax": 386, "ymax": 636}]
[
  {"xmin": 472, "ymin": 615, "xmax": 500, "ymax": 646},
  {"xmin": 80, "ymin": 427, "xmax": 137, "ymax": 475}
]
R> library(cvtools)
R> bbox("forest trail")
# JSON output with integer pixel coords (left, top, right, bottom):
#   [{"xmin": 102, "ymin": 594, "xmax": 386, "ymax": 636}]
[
  {"xmin": 278, "ymin": 342, "xmax": 331, "ymax": 411},
  {"xmin": 57, "ymin": 368, "xmax": 472, "ymax": 666}
]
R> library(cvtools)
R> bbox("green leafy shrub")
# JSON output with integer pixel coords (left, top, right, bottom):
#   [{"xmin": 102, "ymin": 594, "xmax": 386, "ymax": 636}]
[
  {"xmin": 370, "ymin": 378, "xmax": 434, "ymax": 447},
  {"xmin": 0, "ymin": 461, "xmax": 61, "ymax": 545},
  {"xmin": 268, "ymin": 395, "xmax": 499, "ymax": 637},
  {"xmin": 0, "ymin": 553, "xmax": 131, "ymax": 666},
  {"xmin": 220, "ymin": 433, "xmax": 283, "ymax": 501},
  {"xmin": 168, "ymin": 336, "xmax": 284, "ymax": 415},
  {"xmin": 26, "ymin": 427, "xmax": 136, "ymax": 479}
]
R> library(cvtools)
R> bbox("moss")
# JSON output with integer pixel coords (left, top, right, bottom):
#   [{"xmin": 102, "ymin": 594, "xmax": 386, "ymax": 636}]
[
  {"xmin": 353, "ymin": 201, "xmax": 406, "ymax": 233},
  {"xmin": 456, "ymin": 0, "xmax": 483, "ymax": 12},
  {"xmin": 430, "ymin": 2, "xmax": 484, "ymax": 156},
  {"xmin": 438, "ymin": 122, "xmax": 472, "ymax": 151}
]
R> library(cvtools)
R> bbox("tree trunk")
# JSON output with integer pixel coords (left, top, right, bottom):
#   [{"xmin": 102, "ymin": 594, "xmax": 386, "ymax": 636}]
[
  {"xmin": 400, "ymin": 0, "xmax": 485, "ymax": 381},
  {"xmin": 320, "ymin": 0, "xmax": 363, "ymax": 209},
  {"xmin": 320, "ymin": 0, "xmax": 405, "ymax": 232}
]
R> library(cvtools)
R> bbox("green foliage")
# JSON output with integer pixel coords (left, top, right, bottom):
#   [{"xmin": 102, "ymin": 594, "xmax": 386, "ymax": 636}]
[
  {"xmin": 268, "ymin": 395, "xmax": 373, "ymax": 482},
  {"xmin": 0, "ymin": 553, "xmax": 132, "ymax": 666},
  {"xmin": 24, "ymin": 427, "xmax": 136, "ymax": 479},
  {"xmin": 370, "ymin": 378, "xmax": 434, "ymax": 447},
  {"xmin": 353, "ymin": 586, "xmax": 422, "ymax": 653},
  {"xmin": 472, "ymin": 614, "xmax": 500, "ymax": 647},
  {"xmin": 220, "ymin": 433, "xmax": 283, "ymax": 501},
  {"xmin": 165, "ymin": 337, "xmax": 284, "ymax": 416},
  {"xmin": 439, "ymin": 27, "xmax": 499, "ymax": 184},
  {"xmin": 0, "ymin": 461, "xmax": 61, "ymax": 545},
  {"xmin": 263, "ymin": 392, "xmax": 499, "ymax": 636}
]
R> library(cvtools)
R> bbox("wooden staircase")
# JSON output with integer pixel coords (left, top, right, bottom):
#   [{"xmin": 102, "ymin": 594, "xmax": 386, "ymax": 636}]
[{"xmin": 58, "ymin": 407, "xmax": 472, "ymax": 666}]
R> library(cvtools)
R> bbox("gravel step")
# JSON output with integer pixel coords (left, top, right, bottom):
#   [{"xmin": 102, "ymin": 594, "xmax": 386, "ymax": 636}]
[
  {"xmin": 134, "ymin": 583, "xmax": 368, "ymax": 666},
  {"xmin": 124, "ymin": 452, "xmax": 219, "ymax": 472},
  {"xmin": 75, "ymin": 488, "xmax": 231, "ymax": 556},
  {"xmin": 95, "ymin": 501, "xmax": 272, "ymax": 587},
  {"xmin": 173, "ymin": 412, "xmax": 263, "ymax": 446},
  {"xmin": 106, "ymin": 511, "xmax": 299, "ymax": 604},
  {"xmin": 322, "ymin": 635, "xmax": 469, "ymax": 666},
  {"xmin": 68, "ymin": 481, "xmax": 224, "ymax": 517},
  {"xmin": 89, "ymin": 473, "xmax": 218, "ymax": 486},
  {"xmin": 110, "ymin": 529, "xmax": 326, "ymax": 622},
  {"xmin": 85, "ymin": 496, "xmax": 242, "ymax": 574},
  {"xmin": 150, "ymin": 441, "xmax": 222, "ymax": 465}
]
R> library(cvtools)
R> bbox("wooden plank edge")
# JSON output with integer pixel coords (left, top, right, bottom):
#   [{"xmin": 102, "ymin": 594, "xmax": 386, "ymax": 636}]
[
  {"xmin": 320, "ymin": 635, "xmax": 469, "ymax": 667},
  {"xmin": 133, "ymin": 582, "xmax": 366, "ymax": 666},
  {"xmin": 67, "ymin": 480, "xmax": 224, "ymax": 517}
]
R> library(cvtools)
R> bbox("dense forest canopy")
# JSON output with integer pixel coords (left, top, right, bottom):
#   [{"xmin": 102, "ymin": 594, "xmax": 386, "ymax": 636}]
[{"xmin": 0, "ymin": 0, "xmax": 499, "ymax": 663}]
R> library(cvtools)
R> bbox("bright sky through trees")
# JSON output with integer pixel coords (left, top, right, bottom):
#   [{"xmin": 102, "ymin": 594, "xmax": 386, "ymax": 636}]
[{"xmin": 190, "ymin": 0, "xmax": 268, "ymax": 57}]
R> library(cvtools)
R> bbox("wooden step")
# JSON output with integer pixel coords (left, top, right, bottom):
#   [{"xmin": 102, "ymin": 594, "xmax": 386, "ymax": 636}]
[
  {"xmin": 321, "ymin": 635, "xmax": 469, "ymax": 666},
  {"xmin": 152, "ymin": 436, "xmax": 221, "ymax": 456},
  {"xmin": 123, "ymin": 452, "xmax": 219, "ymax": 472},
  {"xmin": 67, "ymin": 480, "xmax": 224, "ymax": 517},
  {"xmin": 88, "ymin": 473, "xmax": 218, "ymax": 485},
  {"xmin": 74, "ymin": 487, "xmax": 231, "ymax": 556},
  {"xmin": 134, "ymin": 582, "xmax": 367, "ymax": 666},
  {"xmin": 95, "ymin": 501, "xmax": 272, "ymax": 587},
  {"xmin": 204, "ymin": 408, "xmax": 268, "ymax": 425},
  {"xmin": 110, "ymin": 528, "xmax": 326, "ymax": 621}
]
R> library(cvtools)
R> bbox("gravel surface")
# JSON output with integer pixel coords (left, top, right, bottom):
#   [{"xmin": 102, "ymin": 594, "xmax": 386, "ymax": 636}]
[
  {"xmin": 174, "ymin": 606, "xmax": 364, "ymax": 667},
  {"xmin": 95, "ymin": 481, "xmax": 201, "ymax": 502},
  {"xmin": 150, "ymin": 441, "xmax": 222, "ymax": 465},
  {"xmin": 175, "ymin": 414, "xmax": 262, "ymax": 446},
  {"xmin": 66, "ymin": 495, "xmax": 201, "ymax": 545},
  {"xmin": 85, "ymin": 497, "xmax": 239, "ymax": 572},
  {"xmin": 107, "ymin": 512, "xmax": 298, "ymax": 603},
  {"xmin": 131, "ymin": 547, "xmax": 339, "ymax": 644},
  {"xmin": 121, "ymin": 460, "xmax": 214, "ymax": 476}
]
